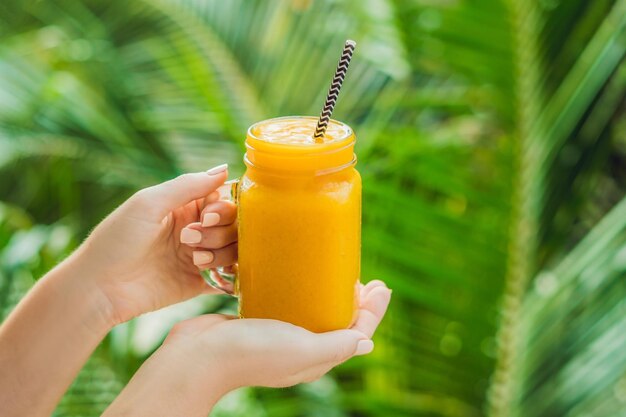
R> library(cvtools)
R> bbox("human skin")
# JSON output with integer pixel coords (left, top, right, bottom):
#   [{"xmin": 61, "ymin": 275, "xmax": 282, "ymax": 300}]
[
  {"xmin": 103, "ymin": 281, "xmax": 390, "ymax": 417},
  {"xmin": 0, "ymin": 164, "xmax": 391, "ymax": 417}
]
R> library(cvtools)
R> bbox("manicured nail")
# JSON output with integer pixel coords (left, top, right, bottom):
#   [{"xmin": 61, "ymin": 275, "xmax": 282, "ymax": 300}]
[
  {"xmin": 202, "ymin": 212, "xmax": 220, "ymax": 227},
  {"xmin": 180, "ymin": 228, "xmax": 202, "ymax": 244},
  {"xmin": 355, "ymin": 340, "xmax": 374, "ymax": 356},
  {"xmin": 193, "ymin": 250, "xmax": 214, "ymax": 265},
  {"xmin": 206, "ymin": 191, "xmax": 220, "ymax": 203},
  {"xmin": 207, "ymin": 164, "xmax": 228, "ymax": 176}
]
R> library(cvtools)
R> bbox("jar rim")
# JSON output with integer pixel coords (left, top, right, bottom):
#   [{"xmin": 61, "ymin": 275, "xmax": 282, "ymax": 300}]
[
  {"xmin": 246, "ymin": 116, "xmax": 354, "ymax": 147},
  {"xmin": 244, "ymin": 116, "xmax": 356, "ymax": 175}
]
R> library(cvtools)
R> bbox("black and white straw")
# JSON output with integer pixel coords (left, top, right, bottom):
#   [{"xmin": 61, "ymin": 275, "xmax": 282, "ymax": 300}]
[{"xmin": 313, "ymin": 40, "xmax": 356, "ymax": 142}]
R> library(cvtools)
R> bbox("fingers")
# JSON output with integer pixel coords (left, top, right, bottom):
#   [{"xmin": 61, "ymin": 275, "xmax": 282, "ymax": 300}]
[
  {"xmin": 199, "ymin": 200, "xmax": 237, "ymax": 227},
  {"xmin": 180, "ymin": 199, "xmax": 238, "ymax": 270},
  {"xmin": 203, "ymin": 190, "xmax": 221, "ymax": 207},
  {"xmin": 362, "ymin": 280, "xmax": 387, "ymax": 299},
  {"xmin": 313, "ymin": 329, "xmax": 370, "ymax": 365},
  {"xmin": 180, "ymin": 222, "xmax": 238, "ymax": 249},
  {"xmin": 128, "ymin": 164, "xmax": 229, "ymax": 222},
  {"xmin": 353, "ymin": 283, "xmax": 392, "ymax": 338},
  {"xmin": 301, "ymin": 337, "xmax": 374, "ymax": 382},
  {"xmin": 192, "ymin": 243, "xmax": 238, "ymax": 269},
  {"xmin": 303, "ymin": 293, "xmax": 389, "ymax": 379}
]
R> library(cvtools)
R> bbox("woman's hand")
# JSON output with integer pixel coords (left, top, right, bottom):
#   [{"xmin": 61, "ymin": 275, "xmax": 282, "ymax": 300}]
[
  {"xmin": 103, "ymin": 280, "xmax": 391, "ymax": 417},
  {"xmin": 81, "ymin": 164, "xmax": 236, "ymax": 325},
  {"xmin": 0, "ymin": 166, "xmax": 236, "ymax": 417},
  {"xmin": 177, "ymin": 280, "xmax": 392, "ymax": 389}
]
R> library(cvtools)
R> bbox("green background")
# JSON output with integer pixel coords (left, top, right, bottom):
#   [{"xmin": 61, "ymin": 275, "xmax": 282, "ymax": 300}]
[{"xmin": 1, "ymin": 0, "xmax": 626, "ymax": 416}]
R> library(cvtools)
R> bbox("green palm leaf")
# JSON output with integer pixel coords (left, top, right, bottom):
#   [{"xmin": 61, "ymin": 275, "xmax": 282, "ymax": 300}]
[{"xmin": 1, "ymin": 1, "xmax": 626, "ymax": 416}]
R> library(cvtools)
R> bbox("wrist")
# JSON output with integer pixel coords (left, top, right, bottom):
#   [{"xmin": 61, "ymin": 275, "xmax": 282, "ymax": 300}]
[
  {"xmin": 48, "ymin": 246, "xmax": 118, "ymax": 334},
  {"xmin": 164, "ymin": 332, "xmax": 238, "ymax": 395},
  {"xmin": 105, "ymin": 342, "xmax": 231, "ymax": 417}
]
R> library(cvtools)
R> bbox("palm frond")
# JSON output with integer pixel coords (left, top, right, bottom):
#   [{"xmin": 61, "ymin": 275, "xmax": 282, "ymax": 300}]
[
  {"xmin": 516, "ymin": 194, "xmax": 626, "ymax": 416},
  {"xmin": 1, "ymin": 1, "xmax": 626, "ymax": 416}
]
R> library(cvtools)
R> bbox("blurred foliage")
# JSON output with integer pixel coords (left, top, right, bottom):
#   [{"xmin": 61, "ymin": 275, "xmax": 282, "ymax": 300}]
[{"xmin": 0, "ymin": 0, "xmax": 625, "ymax": 416}]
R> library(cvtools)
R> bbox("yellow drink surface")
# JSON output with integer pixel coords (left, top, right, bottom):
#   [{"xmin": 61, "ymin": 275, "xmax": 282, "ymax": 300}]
[
  {"xmin": 238, "ymin": 117, "xmax": 361, "ymax": 333},
  {"xmin": 252, "ymin": 117, "xmax": 351, "ymax": 144}
]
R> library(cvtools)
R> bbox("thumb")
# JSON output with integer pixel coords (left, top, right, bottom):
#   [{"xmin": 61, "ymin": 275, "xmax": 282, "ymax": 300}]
[
  {"xmin": 313, "ymin": 329, "xmax": 373, "ymax": 366},
  {"xmin": 129, "ymin": 164, "xmax": 228, "ymax": 222}
]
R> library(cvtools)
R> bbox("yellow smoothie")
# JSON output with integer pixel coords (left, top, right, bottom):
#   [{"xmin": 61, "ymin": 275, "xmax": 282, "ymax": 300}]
[{"xmin": 237, "ymin": 116, "xmax": 361, "ymax": 333}]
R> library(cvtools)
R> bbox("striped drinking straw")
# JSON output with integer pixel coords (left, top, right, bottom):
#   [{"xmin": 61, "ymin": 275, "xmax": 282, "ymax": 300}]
[{"xmin": 313, "ymin": 40, "xmax": 357, "ymax": 142}]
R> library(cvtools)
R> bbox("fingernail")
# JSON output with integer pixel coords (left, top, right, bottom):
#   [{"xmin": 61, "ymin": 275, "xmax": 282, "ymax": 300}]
[
  {"xmin": 180, "ymin": 228, "xmax": 202, "ymax": 244},
  {"xmin": 207, "ymin": 164, "xmax": 228, "ymax": 176},
  {"xmin": 202, "ymin": 212, "xmax": 220, "ymax": 227},
  {"xmin": 206, "ymin": 191, "xmax": 220, "ymax": 202},
  {"xmin": 355, "ymin": 340, "xmax": 374, "ymax": 356},
  {"xmin": 193, "ymin": 250, "xmax": 214, "ymax": 265}
]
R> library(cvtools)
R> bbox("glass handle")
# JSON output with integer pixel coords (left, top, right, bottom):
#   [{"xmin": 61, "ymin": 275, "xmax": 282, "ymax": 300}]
[{"xmin": 201, "ymin": 178, "xmax": 239, "ymax": 296}]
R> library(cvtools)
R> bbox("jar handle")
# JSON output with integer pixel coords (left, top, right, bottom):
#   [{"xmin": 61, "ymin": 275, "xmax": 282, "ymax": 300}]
[{"xmin": 201, "ymin": 178, "xmax": 240, "ymax": 295}]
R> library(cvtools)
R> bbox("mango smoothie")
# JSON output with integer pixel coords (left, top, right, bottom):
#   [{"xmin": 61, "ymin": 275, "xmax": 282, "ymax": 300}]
[{"xmin": 237, "ymin": 116, "xmax": 361, "ymax": 333}]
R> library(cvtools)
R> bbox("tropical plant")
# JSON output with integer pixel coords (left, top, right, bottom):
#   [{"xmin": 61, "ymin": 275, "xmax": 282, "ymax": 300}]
[{"xmin": 0, "ymin": 0, "xmax": 625, "ymax": 416}]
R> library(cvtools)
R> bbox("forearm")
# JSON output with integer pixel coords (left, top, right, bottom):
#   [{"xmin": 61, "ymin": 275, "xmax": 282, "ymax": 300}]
[
  {"xmin": 102, "ymin": 343, "xmax": 228, "ymax": 417},
  {"xmin": 0, "ymin": 248, "xmax": 115, "ymax": 417}
]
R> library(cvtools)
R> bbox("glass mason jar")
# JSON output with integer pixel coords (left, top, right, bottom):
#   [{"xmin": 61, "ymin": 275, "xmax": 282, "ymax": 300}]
[{"xmin": 208, "ymin": 116, "xmax": 361, "ymax": 333}]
